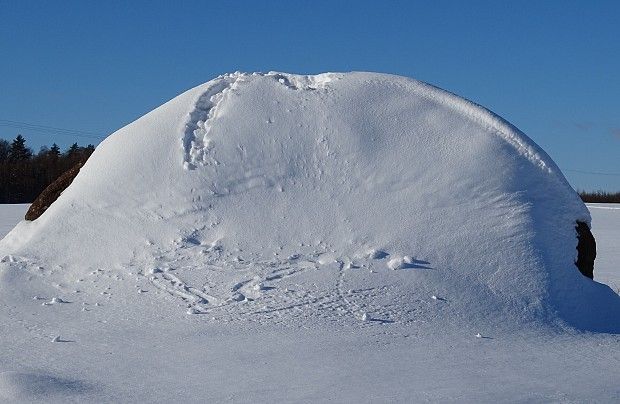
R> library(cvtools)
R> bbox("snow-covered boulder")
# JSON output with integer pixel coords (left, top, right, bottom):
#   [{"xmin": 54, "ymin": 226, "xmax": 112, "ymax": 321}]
[{"xmin": 1, "ymin": 71, "xmax": 618, "ymax": 333}]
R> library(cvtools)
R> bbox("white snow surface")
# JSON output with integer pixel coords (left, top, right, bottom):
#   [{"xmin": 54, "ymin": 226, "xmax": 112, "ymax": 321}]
[
  {"xmin": 590, "ymin": 203, "xmax": 620, "ymax": 292},
  {"xmin": 0, "ymin": 204, "xmax": 28, "ymax": 239},
  {"xmin": 0, "ymin": 72, "xmax": 619, "ymax": 402}
]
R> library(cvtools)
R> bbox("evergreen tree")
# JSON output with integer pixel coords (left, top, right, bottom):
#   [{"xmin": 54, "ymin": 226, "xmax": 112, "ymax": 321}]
[
  {"xmin": 49, "ymin": 143, "xmax": 61, "ymax": 157},
  {"xmin": 8, "ymin": 135, "xmax": 32, "ymax": 161},
  {"xmin": 66, "ymin": 142, "xmax": 79, "ymax": 157},
  {"xmin": 0, "ymin": 139, "xmax": 9, "ymax": 161}
]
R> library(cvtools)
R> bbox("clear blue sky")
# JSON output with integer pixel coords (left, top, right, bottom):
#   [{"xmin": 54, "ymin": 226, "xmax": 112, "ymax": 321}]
[{"xmin": 1, "ymin": 0, "xmax": 618, "ymax": 191}]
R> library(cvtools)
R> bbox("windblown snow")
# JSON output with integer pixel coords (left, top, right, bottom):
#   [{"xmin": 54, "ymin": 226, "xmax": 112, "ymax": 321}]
[{"xmin": 1, "ymin": 72, "xmax": 619, "ymax": 402}]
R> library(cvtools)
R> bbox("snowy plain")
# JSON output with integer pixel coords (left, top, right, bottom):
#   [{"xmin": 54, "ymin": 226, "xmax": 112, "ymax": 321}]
[
  {"xmin": 0, "ymin": 203, "xmax": 618, "ymax": 402},
  {"xmin": 0, "ymin": 72, "xmax": 619, "ymax": 402},
  {"xmin": 0, "ymin": 205, "xmax": 28, "ymax": 241},
  {"xmin": 588, "ymin": 203, "xmax": 620, "ymax": 292}
]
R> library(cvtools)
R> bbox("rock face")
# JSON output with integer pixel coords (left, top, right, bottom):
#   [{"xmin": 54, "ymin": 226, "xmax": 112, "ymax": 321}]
[
  {"xmin": 25, "ymin": 162, "xmax": 84, "ymax": 221},
  {"xmin": 575, "ymin": 221, "xmax": 596, "ymax": 279}
]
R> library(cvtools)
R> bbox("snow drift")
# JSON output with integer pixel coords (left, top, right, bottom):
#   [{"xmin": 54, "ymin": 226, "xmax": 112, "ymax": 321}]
[{"xmin": 1, "ymin": 71, "xmax": 619, "ymax": 332}]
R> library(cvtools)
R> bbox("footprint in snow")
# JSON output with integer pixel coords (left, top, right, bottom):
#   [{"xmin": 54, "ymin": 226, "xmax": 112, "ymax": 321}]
[
  {"xmin": 51, "ymin": 336, "xmax": 74, "ymax": 343},
  {"xmin": 366, "ymin": 249, "xmax": 389, "ymax": 260},
  {"xmin": 42, "ymin": 297, "xmax": 70, "ymax": 306}
]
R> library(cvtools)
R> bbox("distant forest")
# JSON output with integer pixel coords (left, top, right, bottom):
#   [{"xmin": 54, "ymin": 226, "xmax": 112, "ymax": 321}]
[
  {"xmin": 579, "ymin": 191, "xmax": 620, "ymax": 204},
  {"xmin": 0, "ymin": 135, "xmax": 94, "ymax": 203}
]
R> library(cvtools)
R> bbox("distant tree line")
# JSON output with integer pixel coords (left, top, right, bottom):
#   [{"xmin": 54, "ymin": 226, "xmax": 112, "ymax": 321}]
[
  {"xmin": 579, "ymin": 191, "xmax": 620, "ymax": 204},
  {"xmin": 0, "ymin": 135, "xmax": 94, "ymax": 203}
]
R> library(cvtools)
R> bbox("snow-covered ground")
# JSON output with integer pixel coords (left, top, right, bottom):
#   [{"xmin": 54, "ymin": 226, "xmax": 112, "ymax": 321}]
[
  {"xmin": 0, "ymin": 72, "xmax": 618, "ymax": 402},
  {"xmin": 0, "ymin": 205, "xmax": 28, "ymax": 240},
  {"xmin": 589, "ymin": 203, "xmax": 620, "ymax": 292},
  {"xmin": 0, "ymin": 203, "xmax": 618, "ymax": 402}
]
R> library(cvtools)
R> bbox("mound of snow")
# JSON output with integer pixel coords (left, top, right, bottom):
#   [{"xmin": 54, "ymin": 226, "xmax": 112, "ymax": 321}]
[{"xmin": 1, "ymin": 71, "xmax": 618, "ymax": 332}]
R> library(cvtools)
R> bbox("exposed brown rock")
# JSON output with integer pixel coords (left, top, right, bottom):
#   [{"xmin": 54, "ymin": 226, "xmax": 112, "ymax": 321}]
[
  {"xmin": 25, "ymin": 162, "xmax": 84, "ymax": 221},
  {"xmin": 575, "ymin": 221, "xmax": 596, "ymax": 279}
]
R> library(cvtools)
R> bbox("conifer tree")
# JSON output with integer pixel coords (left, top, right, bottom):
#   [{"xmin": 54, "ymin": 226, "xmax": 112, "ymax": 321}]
[
  {"xmin": 0, "ymin": 139, "xmax": 9, "ymax": 161},
  {"xmin": 8, "ymin": 135, "xmax": 32, "ymax": 161},
  {"xmin": 66, "ymin": 142, "xmax": 79, "ymax": 156},
  {"xmin": 49, "ymin": 143, "xmax": 61, "ymax": 157}
]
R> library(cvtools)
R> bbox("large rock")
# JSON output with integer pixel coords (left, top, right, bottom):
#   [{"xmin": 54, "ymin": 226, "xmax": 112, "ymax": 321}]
[
  {"xmin": 25, "ymin": 162, "xmax": 83, "ymax": 221},
  {"xmin": 575, "ymin": 221, "xmax": 596, "ymax": 279}
]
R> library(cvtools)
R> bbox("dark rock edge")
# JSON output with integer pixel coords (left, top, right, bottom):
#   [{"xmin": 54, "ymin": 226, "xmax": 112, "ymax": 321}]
[
  {"xmin": 25, "ymin": 162, "xmax": 84, "ymax": 221},
  {"xmin": 575, "ymin": 221, "xmax": 596, "ymax": 279}
]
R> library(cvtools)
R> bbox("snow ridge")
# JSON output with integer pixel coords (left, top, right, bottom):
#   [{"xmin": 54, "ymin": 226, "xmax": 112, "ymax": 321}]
[
  {"xmin": 265, "ymin": 71, "xmax": 339, "ymax": 90},
  {"xmin": 405, "ymin": 77, "xmax": 556, "ymax": 175}
]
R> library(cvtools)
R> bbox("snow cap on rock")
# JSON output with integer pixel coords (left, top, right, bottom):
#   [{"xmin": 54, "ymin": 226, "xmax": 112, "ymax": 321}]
[{"xmin": 1, "ymin": 71, "xmax": 618, "ymax": 333}]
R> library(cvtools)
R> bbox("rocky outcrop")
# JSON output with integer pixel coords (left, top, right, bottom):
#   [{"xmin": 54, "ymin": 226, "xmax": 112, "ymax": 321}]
[
  {"xmin": 575, "ymin": 221, "xmax": 596, "ymax": 279},
  {"xmin": 25, "ymin": 162, "xmax": 84, "ymax": 221}
]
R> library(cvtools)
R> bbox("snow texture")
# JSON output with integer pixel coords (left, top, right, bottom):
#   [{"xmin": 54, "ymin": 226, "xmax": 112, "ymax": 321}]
[
  {"xmin": 589, "ymin": 203, "xmax": 620, "ymax": 292},
  {"xmin": 0, "ymin": 72, "xmax": 619, "ymax": 402},
  {"xmin": 0, "ymin": 204, "xmax": 28, "ymax": 239}
]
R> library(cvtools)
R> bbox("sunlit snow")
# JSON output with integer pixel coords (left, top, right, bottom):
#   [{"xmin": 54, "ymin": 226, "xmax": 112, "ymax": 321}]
[{"xmin": 0, "ymin": 72, "xmax": 618, "ymax": 402}]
